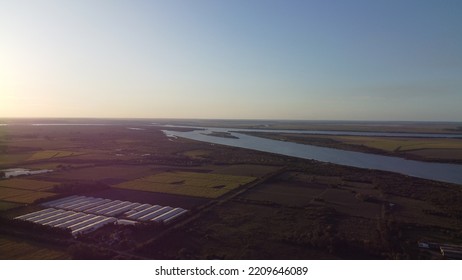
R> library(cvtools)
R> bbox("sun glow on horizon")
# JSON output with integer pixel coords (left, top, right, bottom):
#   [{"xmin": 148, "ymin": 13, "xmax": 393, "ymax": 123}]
[{"xmin": 1, "ymin": 0, "xmax": 461, "ymax": 121}]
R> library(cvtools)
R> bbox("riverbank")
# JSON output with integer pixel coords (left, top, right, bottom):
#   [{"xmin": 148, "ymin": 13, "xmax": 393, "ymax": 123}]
[{"xmin": 240, "ymin": 131, "xmax": 462, "ymax": 164}]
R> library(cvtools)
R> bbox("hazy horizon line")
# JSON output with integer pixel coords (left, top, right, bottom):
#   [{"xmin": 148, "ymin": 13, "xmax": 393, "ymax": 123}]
[{"xmin": 1, "ymin": 116, "xmax": 461, "ymax": 124}]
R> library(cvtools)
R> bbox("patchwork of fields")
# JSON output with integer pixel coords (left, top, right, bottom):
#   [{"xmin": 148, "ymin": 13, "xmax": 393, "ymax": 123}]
[
  {"xmin": 2, "ymin": 123, "xmax": 462, "ymax": 260},
  {"xmin": 0, "ymin": 179, "xmax": 58, "ymax": 204},
  {"xmin": 0, "ymin": 178, "xmax": 58, "ymax": 191},
  {"xmin": 114, "ymin": 171, "xmax": 256, "ymax": 198},
  {"xmin": 28, "ymin": 150, "xmax": 83, "ymax": 161}
]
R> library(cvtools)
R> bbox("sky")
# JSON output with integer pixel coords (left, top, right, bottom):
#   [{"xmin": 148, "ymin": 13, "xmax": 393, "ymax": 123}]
[{"xmin": 1, "ymin": 0, "xmax": 461, "ymax": 121}]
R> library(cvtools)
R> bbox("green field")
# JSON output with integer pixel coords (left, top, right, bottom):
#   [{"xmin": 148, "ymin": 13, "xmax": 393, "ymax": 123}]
[
  {"xmin": 208, "ymin": 164, "xmax": 280, "ymax": 177},
  {"xmin": 114, "ymin": 171, "xmax": 256, "ymax": 198}
]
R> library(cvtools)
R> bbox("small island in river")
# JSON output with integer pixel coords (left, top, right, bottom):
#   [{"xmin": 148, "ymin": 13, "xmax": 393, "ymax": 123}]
[{"xmin": 201, "ymin": 131, "xmax": 239, "ymax": 139}]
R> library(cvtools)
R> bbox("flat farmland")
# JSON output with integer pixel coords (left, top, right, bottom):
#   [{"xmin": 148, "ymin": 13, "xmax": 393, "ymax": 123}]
[
  {"xmin": 45, "ymin": 165, "xmax": 156, "ymax": 182},
  {"xmin": 387, "ymin": 196, "xmax": 458, "ymax": 229},
  {"xmin": 243, "ymin": 181, "xmax": 328, "ymax": 206},
  {"xmin": 317, "ymin": 188, "xmax": 382, "ymax": 219},
  {"xmin": 2, "ymin": 121, "xmax": 462, "ymax": 260},
  {"xmin": 241, "ymin": 172, "xmax": 383, "ymax": 219},
  {"xmin": 146, "ymin": 201, "xmax": 341, "ymax": 259},
  {"xmin": 27, "ymin": 150, "xmax": 83, "ymax": 161},
  {"xmin": 0, "ymin": 187, "xmax": 56, "ymax": 204},
  {"xmin": 0, "ymin": 235, "xmax": 70, "ymax": 260},
  {"xmin": 0, "ymin": 178, "xmax": 58, "ymax": 191},
  {"xmin": 90, "ymin": 188, "xmax": 209, "ymax": 209},
  {"xmin": 208, "ymin": 164, "xmax": 281, "ymax": 177},
  {"xmin": 0, "ymin": 153, "xmax": 32, "ymax": 166},
  {"xmin": 114, "ymin": 171, "xmax": 256, "ymax": 198}
]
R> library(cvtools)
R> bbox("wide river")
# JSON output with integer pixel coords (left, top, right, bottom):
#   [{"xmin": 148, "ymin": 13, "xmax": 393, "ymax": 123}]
[{"xmin": 162, "ymin": 127, "xmax": 462, "ymax": 185}]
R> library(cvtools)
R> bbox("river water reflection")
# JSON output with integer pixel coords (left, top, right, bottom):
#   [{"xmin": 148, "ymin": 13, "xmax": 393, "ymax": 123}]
[{"xmin": 162, "ymin": 128, "xmax": 462, "ymax": 185}]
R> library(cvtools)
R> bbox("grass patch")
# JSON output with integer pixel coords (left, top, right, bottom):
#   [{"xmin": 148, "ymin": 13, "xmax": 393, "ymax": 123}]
[
  {"xmin": 114, "ymin": 171, "xmax": 256, "ymax": 198},
  {"xmin": 209, "ymin": 164, "xmax": 280, "ymax": 177}
]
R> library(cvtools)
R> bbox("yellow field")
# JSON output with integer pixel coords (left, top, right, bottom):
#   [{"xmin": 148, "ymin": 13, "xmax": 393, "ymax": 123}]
[
  {"xmin": 333, "ymin": 136, "xmax": 462, "ymax": 152},
  {"xmin": 183, "ymin": 149, "xmax": 211, "ymax": 159},
  {"xmin": 27, "ymin": 150, "xmax": 83, "ymax": 161},
  {"xmin": 0, "ymin": 178, "xmax": 58, "ymax": 191},
  {"xmin": 0, "ymin": 187, "xmax": 56, "ymax": 204},
  {"xmin": 114, "ymin": 171, "xmax": 256, "ymax": 198},
  {"xmin": 209, "ymin": 164, "xmax": 281, "ymax": 177}
]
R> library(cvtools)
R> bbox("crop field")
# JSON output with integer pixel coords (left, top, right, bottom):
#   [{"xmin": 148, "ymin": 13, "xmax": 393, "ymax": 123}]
[
  {"xmin": 0, "ymin": 235, "xmax": 70, "ymax": 260},
  {"xmin": 114, "ymin": 171, "xmax": 256, "ymax": 198},
  {"xmin": 0, "ymin": 178, "xmax": 58, "ymax": 191},
  {"xmin": 91, "ymin": 188, "xmax": 209, "ymax": 209},
  {"xmin": 208, "ymin": 164, "xmax": 280, "ymax": 177},
  {"xmin": 47, "ymin": 165, "xmax": 156, "ymax": 182},
  {"xmin": 0, "ymin": 187, "xmax": 56, "ymax": 204},
  {"xmin": 27, "ymin": 150, "xmax": 83, "ymax": 161}
]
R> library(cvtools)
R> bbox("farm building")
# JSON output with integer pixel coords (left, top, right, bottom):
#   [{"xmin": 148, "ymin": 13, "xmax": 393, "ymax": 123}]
[
  {"xmin": 138, "ymin": 206, "xmax": 173, "ymax": 221},
  {"xmin": 13, "ymin": 195, "xmax": 189, "ymax": 236},
  {"xmin": 440, "ymin": 245, "xmax": 462, "ymax": 259},
  {"xmin": 14, "ymin": 209, "xmax": 115, "ymax": 237},
  {"xmin": 55, "ymin": 214, "xmax": 95, "ymax": 229},
  {"xmin": 72, "ymin": 217, "xmax": 117, "ymax": 236},
  {"xmin": 80, "ymin": 200, "xmax": 120, "ymax": 213},
  {"xmin": 126, "ymin": 205, "xmax": 162, "ymax": 220},
  {"xmin": 151, "ymin": 208, "xmax": 189, "ymax": 224}
]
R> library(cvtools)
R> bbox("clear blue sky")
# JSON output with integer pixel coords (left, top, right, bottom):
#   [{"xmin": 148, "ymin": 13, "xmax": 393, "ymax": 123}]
[{"xmin": 1, "ymin": 0, "xmax": 461, "ymax": 121}]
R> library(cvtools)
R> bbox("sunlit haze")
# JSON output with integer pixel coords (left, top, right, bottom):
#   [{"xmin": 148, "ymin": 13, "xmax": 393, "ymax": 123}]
[{"xmin": 1, "ymin": 0, "xmax": 461, "ymax": 121}]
